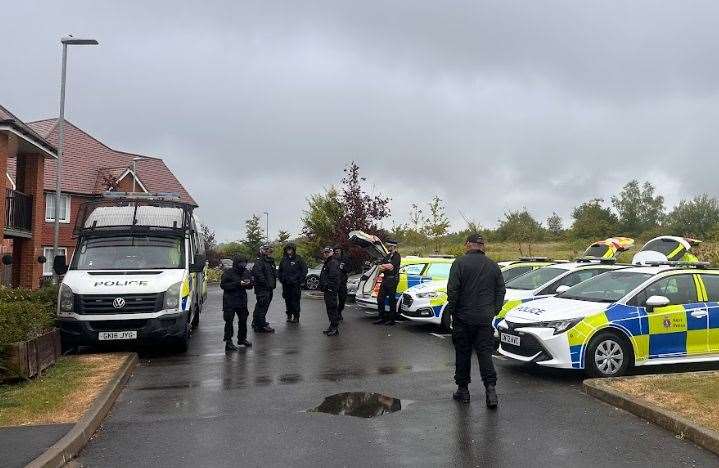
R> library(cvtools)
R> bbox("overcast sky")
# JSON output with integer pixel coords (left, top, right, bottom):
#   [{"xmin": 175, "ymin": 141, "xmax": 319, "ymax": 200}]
[{"xmin": 3, "ymin": 1, "xmax": 719, "ymax": 242}]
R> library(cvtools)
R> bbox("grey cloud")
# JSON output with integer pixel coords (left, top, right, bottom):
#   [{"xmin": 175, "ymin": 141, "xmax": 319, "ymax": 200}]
[{"xmin": 3, "ymin": 1, "xmax": 719, "ymax": 241}]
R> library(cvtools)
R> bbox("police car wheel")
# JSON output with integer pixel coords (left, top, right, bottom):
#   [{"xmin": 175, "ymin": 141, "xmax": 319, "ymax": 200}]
[{"xmin": 586, "ymin": 332, "xmax": 631, "ymax": 377}]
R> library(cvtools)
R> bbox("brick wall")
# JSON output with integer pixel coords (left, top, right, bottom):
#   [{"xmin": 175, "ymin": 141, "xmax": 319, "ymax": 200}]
[{"xmin": 39, "ymin": 191, "xmax": 95, "ymax": 273}]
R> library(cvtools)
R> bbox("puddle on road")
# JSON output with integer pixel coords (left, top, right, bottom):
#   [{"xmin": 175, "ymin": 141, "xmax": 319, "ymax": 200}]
[{"xmin": 308, "ymin": 392, "xmax": 402, "ymax": 418}]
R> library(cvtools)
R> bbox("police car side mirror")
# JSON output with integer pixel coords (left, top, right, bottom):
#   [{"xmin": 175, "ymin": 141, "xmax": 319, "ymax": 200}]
[
  {"xmin": 646, "ymin": 295, "xmax": 670, "ymax": 310},
  {"xmin": 53, "ymin": 255, "xmax": 68, "ymax": 275},
  {"xmin": 555, "ymin": 285, "xmax": 571, "ymax": 294}
]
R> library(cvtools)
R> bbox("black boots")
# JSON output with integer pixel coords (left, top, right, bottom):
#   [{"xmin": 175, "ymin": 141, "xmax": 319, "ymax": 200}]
[
  {"xmin": 372, "ymin": 319, "xmax": 386, "ymax": 325},
  {"xmin": 254, "ymin": 325, "xmax": 275, "ymax": 333},
  {"xmin": 225, "ymin": 341, "xmax": 239, "ymax": 352},
  {"xmin": 485, "ymin": 385, "xmax": 498, "ymax": 409},
  {"xmin": 453, "ymin": 386, "xmax": 470, "ymax": 403},
  {"xmin": 325, "ymin": 327, "xmax": 339, "ymax": 336},
  {"xmin": 238, "ymin": 340, "xmax": 252, "ymax": 347}
]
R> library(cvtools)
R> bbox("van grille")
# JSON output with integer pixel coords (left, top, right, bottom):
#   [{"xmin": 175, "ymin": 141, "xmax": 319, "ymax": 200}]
[{"xmin": 77, "ymin": 293, "xmax": 163, "ymax": 314}]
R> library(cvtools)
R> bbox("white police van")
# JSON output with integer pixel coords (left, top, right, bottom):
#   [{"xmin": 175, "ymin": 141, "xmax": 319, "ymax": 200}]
[{"xmin": 54, "ymin": 193, "xmax": 207, "ymax": 352}]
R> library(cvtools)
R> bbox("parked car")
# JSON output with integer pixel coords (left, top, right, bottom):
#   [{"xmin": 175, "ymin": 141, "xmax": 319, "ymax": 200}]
[
  {"xmin": 497, "ymin": 261, "xmax": 719, "ymax": 377},
  {"xmin": 348, "ymin": 230, "xmax": 455, "ymax": 315}
]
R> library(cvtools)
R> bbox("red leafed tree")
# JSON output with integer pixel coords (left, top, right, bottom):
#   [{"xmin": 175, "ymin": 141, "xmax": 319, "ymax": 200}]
[{"xmin": 302, "ymin": 162, "xmax": 391, "ymax": 270}]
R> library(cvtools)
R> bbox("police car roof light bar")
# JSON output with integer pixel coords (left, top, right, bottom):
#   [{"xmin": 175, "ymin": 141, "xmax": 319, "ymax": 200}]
[
  {"xmin": 644, "ymin": 261, "xmax": 712, "ymax": 269},
  {"xmin": 518, "ymin": 256, "xmax": 551, "ymax": 261}
]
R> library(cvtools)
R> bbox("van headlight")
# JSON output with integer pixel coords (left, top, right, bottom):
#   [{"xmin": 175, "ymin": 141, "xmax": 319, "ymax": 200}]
[
  {"xmin": 59, "ymin": 284, "xmax": 74, "ymax": 312},
  {"xmin": 538, "ymin": 318, "xmax": 582, "ymax": 335},
  {"xmin": 164, "ymin": 281, "xmax": 182, "ymax": 309}
]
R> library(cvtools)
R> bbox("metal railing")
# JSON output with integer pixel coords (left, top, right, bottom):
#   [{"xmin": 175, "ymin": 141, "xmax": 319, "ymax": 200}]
[{"xmin": 5, "ymin": 188, "xmax": 33, "ymax": 233}]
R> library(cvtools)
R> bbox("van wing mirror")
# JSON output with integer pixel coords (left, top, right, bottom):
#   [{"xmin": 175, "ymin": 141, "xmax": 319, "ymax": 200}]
[
  {"xmin": 190, "ymin": 254, "xmax": 207, "ymax": 273},
  {"xmin": 646, "ymin": 295, "xmax": 670, "ymax": 308},
  {"xmin": 53, "ymin": 255, "xmax": 68, "ymax": 275}
]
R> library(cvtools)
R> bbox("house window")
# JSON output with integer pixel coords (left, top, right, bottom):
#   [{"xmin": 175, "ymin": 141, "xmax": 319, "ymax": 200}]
[
  {"xmin": 42, "ymin": 246, "xmax": 68, "ymax": 276},
  {"xmin": 45, "ymin": 193, "xmax": 71, "ymax": 223}
]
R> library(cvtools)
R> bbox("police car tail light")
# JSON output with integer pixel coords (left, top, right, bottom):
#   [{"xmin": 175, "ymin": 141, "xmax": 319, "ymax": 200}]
[
  {"xmin": 538, "ymin": 318, "xmax": 582, "ymax": 335},
  {"xmin": 164, "ymin": 281, "xmax": 182, "ymax": 309},
  {"xmin": 59, "ymin": 284, "xmax": 74, "ymax": 312}
]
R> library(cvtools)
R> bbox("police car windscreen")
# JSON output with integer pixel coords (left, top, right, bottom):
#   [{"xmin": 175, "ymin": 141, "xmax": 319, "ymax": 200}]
[
  {"xmin": 72, "ymin": 236, "xmax": 184, "ymax": 270},
  {"xmin": 505, "ymin": 267, "xmax": 566, "ymax": 291},
  {"xmin": 558, "ymin": 271, "xmax": 651, "ymax": 303}
]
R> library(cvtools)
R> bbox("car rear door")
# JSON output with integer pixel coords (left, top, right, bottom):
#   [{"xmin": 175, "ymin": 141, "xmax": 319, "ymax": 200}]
[{"xmin": 348, "ymin": 231, "xmax": 388, "ymax": 259}]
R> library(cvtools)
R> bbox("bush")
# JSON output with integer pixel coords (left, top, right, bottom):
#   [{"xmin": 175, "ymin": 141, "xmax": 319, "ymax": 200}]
[
  {"xmin": 0, "ymin": 301, "xmax": 55, "ymax": 344},
  {"xmin": 206, "ymin": 267, "xmax": 223, "ymax": 284},
  {"xmin": 0, "ymin": 285, "xmax": 57, "ymax": 344}
]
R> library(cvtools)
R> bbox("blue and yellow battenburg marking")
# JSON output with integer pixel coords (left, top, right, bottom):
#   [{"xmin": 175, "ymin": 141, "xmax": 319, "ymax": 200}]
[
  {"xmin": 565, "ymin": 274, "xmax": 718, "ymax": 368},
  {"xmin": 492, "ymin": 298, "xmax": 540, "ymax": 329}
]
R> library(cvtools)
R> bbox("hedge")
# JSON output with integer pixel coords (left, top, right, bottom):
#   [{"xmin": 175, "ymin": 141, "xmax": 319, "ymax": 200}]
[{"xmin": 0, "ymin": 285, "xmax": 57, "ymax": 344}]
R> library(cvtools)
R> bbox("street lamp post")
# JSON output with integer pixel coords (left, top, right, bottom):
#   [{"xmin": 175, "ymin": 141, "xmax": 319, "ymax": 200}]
[
  {"xmin": 53, "ymin": 36, "xmax": 98, "ymax": 284},
  {"xmin": 263, "ymin": 211, "xmax": 269, "ymax": 242}
]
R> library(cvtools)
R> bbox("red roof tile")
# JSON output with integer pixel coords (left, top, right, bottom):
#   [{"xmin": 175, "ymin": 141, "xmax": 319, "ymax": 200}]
[{"xmin": 7, "ymin": 119, "xmax": 196, "ymax": 206}]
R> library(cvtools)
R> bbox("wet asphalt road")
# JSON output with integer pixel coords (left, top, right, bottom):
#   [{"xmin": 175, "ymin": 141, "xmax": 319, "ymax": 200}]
[{"xmin": 75, "ymin": 286, "xmax": 717, "ymax": 467}]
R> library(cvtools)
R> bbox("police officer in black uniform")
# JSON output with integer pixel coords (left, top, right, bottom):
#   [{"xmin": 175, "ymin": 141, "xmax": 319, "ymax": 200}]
[
  {"xmin": 319, "ymin": 246, "xmax": 341, "ymax": 336},
  {"xmin": 334, "ymin": 245, "xmax": 350, "ymax": 322},
  {"xmin": 252, "ymin": 244, "xmax": 277, "ymax": 333},
  {"xmin": 220, "ymin": 255, "xmax": 254, "ymax": 351},
  {"xmin": 373, "ymin": 239, "xmax": 401, "ymax": 326},
  {"xmin": 445, "ymin": 234, "xmax": 505, "ymax": 408},
  {"xmin": 278, "ymin": 243, "xmax": 308, "ymax": 323}
]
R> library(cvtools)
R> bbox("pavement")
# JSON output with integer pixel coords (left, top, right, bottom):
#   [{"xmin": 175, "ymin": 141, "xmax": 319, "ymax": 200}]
[
  {"xmin": 0, "ymin": 423, "xmax": 74, "ymax": 468},
  {"xmin": 72, "ymin": 286, "xmax": 717, "ymax": 467}
]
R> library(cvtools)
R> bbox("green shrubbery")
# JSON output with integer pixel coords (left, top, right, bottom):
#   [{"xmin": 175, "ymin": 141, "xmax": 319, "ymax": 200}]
[
  {"xmin": 0, "ymin": 285, "xmax": 57, "ymax": 344},
  {"xmin": 206, "ymin": 267, "xmax": 223, "ymax": 284}
]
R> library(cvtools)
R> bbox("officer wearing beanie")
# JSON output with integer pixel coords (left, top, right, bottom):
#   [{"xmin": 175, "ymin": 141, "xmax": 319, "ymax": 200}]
[{"xmin": 445, "ymin": 233, "xmax": 505, "ymax": 408}]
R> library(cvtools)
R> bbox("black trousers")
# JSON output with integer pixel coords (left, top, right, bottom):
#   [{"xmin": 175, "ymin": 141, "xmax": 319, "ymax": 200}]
[
  {"xmin": 337, "ymin": 284, "xmax": 348, "ymax": 316},
  {"xmin": 224, "ymin": 307, "xmax": 249, "ymax": 342},
  {"xmin": 376, "ymin": 277, "xmax": 399, "ymax": 322},
  {"xmin": 252, "ymin": 290, "xmax": 273, "ymax": 328},
  {"xmin": 452, "ymin": 321, "xmax": 497, "ymax": 388},
  {"xmin": 324, "ymin": 290, "xmax": 339, "ymax": 327},
  {"xmin": 283, "ymin": 284, "xmax": 302, "ymax": 318}
]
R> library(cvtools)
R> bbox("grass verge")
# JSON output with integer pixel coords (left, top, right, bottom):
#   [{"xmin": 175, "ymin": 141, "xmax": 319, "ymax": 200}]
[
  {"xmin": 606, "ymin": 372, "xmax": 719, "ymax": 432},
  {"xmin": 0, "ymin": 353, "xmax": 127, "ymax": 427}
]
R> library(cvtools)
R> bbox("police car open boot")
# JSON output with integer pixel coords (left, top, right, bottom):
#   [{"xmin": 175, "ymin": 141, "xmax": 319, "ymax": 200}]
[
  {"xmin": 225, "ymin": 341, "xmax": 239, "ymax": 352},
  {"xmin": 453, "ymin": 386, "xmax": 470, "ymax": 403},
  {"xmin": 485, "ymin": 386, "xmax": 498, "ymax": 409}
]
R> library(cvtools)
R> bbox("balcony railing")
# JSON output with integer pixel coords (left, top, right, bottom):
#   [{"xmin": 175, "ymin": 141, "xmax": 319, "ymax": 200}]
[{"xmin": 5, "ymin": 188, "xmax": 33, "ymax": 234}]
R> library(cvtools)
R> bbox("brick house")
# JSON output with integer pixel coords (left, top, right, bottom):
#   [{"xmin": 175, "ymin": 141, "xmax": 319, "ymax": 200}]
[
  {"xmin": 4, "ymin": 113, "xmax": 196, "ymax": 285},
  {"xmin": 1, "ymin": 105, "xmax": 57, "ymax": 289}
]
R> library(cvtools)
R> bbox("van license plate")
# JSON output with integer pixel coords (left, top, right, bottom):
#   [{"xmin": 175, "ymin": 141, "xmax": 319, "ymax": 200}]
[
  {"xmin": 500, "ymin": 333, "xmax": 520, "ymax": 346},
  {"xmin": 98, "ymin": 331, "xmax": 137, "ymax": 341}
]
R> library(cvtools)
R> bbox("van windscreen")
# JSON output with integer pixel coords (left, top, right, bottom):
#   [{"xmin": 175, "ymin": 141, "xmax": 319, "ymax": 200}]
[{"xmin": 72, "ymin": 236, "xmax": 184, "ymax": 270}]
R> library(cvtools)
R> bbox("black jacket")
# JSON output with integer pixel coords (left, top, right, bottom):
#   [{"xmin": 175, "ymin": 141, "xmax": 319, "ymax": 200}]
[
  {"xmin": 319, "ymin": 255, "xmax": 341, "ymax": 293},
  {"xmin": 252, "ymin": 255, "xmax": 277, "ymax": 292},
  {"xmin": 445, "ymin": 250, "xmax": 506, "ymax": 325},
  {"xmin": 220, "ymin": 263, "xmax": 254, "ymax": 311},
  {"xmin": 278, "ymin": 252, "xmax": 308, "ymax": 287},
  {"xmin": 337, "ymin": 253, "xmax": 350, "ymax": 283}
]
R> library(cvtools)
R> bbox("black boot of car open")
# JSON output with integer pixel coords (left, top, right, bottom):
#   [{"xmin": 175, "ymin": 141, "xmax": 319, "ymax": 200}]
[
  {"xmin": 453, "ymin": 386, "xmax": 470, "ymax": 403},
  {"xmin": 225, "ymin": 341, "xmax": 239, "ymax": 352},
  {"xmin": 485, "ymin": 385, "xmax": 498, "ymax": 409}
]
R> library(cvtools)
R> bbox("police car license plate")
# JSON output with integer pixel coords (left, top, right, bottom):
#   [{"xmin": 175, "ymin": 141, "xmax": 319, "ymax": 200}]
[
  {"xmin": 500, "ymin": 333, "xmax": 520, "ymax": 346},
  {"xmin": 98, "ymin": 331, "xmax": 137, "ymax": 341}
]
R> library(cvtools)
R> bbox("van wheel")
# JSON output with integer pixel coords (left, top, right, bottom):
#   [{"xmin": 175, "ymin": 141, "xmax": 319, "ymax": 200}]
[
  {"xmin": 441, "ymin": 309, "xmax": 452, "ymax": 332},
  {"xmin": 191, "ymin": 301, "xmax": 200, "ymax": 329},
  {"xmin": 585, "ymin": 331, "xmax": 632, "ymax": 378},
  {"xmin": 175, "ymin": 321, "xmax": 190, "ymax": 353}
]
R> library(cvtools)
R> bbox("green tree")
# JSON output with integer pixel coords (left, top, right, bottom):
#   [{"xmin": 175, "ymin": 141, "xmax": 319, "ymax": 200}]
[
  {"xmin": 200, "ymin": 224, "xmax": 220, "ymax": 266},
  {"xmin": 546, "ymin": 212, "xmax": 564, "ymax": 238},
  {"xmin": 571, "ymin": 199, "xmax": 619, "ymax": 239},
  {"xmin": 611, "ymin": 180, "xmax": 665, "ymax": 236},
  {"xmin": 301, "ymin": 187, "xmax": 345, "ymax": 256},
  {"xmin": 277, "ymin": 229, "xmax": 291, "ymax": 244},
  {"xmin": 243, "ymin": 214, "xmax": 265, "ymax": 255},
  {"xmin": 496, "ymin": 209, "xmax": 544, "ymax": 255},
  {"xmin": 668, "ymin": 194, "xmax": 719, "ymax": 238},
  {"xmin": 422, "ymin": 195, "xmax": 451, "ymax": 253}
]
